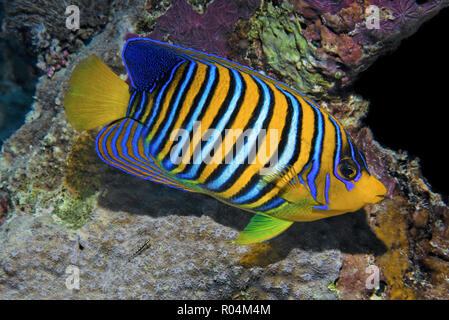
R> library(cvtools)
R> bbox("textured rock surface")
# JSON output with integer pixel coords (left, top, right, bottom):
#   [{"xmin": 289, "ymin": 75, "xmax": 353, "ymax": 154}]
[
  {"xmin": 1, "ymin": 0, "xmax": 116, "ymax": 77},
  {"xmin": 0, "ymin": 208, "xmax": 342, "ymax": 299},
  {"xmin": 1, "ymin": 0, "xmax": 449, "ymax": 300}
]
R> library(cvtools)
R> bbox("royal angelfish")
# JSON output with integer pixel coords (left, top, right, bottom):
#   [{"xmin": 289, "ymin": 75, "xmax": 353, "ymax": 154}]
[{"xmin": 65, "ymin": 38, "xmax": 386, "ymax": 245}]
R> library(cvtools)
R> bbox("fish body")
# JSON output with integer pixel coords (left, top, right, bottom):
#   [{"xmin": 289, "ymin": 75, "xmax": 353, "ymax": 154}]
[{"xmin": 65, "ymin": 38, "xmax": 386, "ymax": 244}]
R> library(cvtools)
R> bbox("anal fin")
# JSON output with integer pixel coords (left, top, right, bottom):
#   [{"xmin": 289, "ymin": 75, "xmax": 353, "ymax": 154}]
[
  {"xmin": 96, "ymin": 118, "xmax": 195, "ymax": 192},
  {"xmin": 230, "ymin": 213, "xmax": 293, "ymax": 245}
]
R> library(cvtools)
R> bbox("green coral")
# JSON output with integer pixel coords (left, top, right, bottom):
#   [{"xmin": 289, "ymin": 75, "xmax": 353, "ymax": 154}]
[
  {"xmin": 327, "ymin": 280, "xmax": 340, "ymax": 295},
  {"xmin": 13, "ymin": 185, "xmax": 94, "ymax": 229},
  {"xmin": 248, "ymin": 2, "xmax": 334, "ymax": 98},
  {"xmin": 51, "ymin": 193, "xmax": 95, "ymax": 229},
  {"xmin": 136, "ymin": 15, "xmax": 155, "ymax": 34},
  {"xmin": 187, "ymin": 0, "xmax": 213, "ymax": 14}
]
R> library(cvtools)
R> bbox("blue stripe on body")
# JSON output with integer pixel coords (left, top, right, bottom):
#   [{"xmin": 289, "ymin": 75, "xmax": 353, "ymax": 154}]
[
  {"xmin": 164, "ymin": 62, "xmax": 218, "ymax": 172},
  {"xmin": 150, "ymin": 60, "xmax": 197, "ymax": 155},
  {"xmin": 206, "ymin": 74, "xmax": 270, "ymax": 192},
  {"xmin": 121, "ymin": 120, "xmax": 174, "ymax": 184},
  {"xmin": 305, "ymin": 101, "xmax": 324, "ymax": 201},
  {"xmin": 95, "ymin": 121, "xmax": 186, "ymax": 191},
  {"xmin": 113, "ymin": 120, "xmax": 172, "ymax": 184},
  {"xmin": 126, "ymin": 91, "xmax": 137, "ymax": 116},
  {"xmin": 96, "ymin": 123, "xmax": 146, "ymax": 179},
  {"xmin": 144, "ymin": 60, "xmax": 185, "ymax": 129},
  {"xmin": 358, "ymin": 150, "xmax": 371, "ymax": 175},
  {"xmin": 252, "ymin": 197, "xmax": 287, "ymax": 212},
  {"xmin": 325, "ymin": 173, "xmax": 330, "ymax": 204},
  {"xmin": 231, "ymin": 85, "xmax": 300, "ymax": 205},
  {"xmin": 345, "ymin": 132, "xmax": 362, "ymax": 182},
  {"xmin": 133, "ymin": 91, "xmax": 147, "ymax": 120},
  {"xmin": 327, "ymin": 116, "xmax": 355, "ymax": 191},
  {"xmin": 313, "ymin": 205, "xmax": 329, "ymax": 210},
  {"xmin": 177, "ymin": 69, "xmax": 243, "ymax": 180}
]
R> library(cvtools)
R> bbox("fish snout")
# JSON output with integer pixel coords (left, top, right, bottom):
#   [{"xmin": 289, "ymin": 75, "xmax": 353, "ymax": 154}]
[{"xmin": 365, "ymin": 176, "xmax": 387, "ymax": 204}]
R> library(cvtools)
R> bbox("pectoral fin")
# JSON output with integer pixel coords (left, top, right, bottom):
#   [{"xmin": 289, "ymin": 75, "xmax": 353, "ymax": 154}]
[
  {"xmin": 275, "ymin": 183, "xmax": 324, "ymax": 221},
  {"xmin": 279, "ymin": 182, "xmax": 317, "ymax": 204},
  {"xmin": 231, "ymin": 213, "xmax": 293, "ymax": 245},
  {"xmin": 261, "ymin": 165, "xmax": 320, "ymax": 206}
]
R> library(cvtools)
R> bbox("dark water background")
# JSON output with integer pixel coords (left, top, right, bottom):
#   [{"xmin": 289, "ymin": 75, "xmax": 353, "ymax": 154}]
[
  {"xmin": 0, "ymin": 2, "xmax": 38, "ymax": 145},
  {"xmin": 354, "ymin": 7, "xmax": 449, "ymax": 198}
]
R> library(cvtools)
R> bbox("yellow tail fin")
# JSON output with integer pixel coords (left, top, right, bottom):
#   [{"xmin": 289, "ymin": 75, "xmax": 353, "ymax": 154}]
[{"xmin": 64, "ymin": 54, "xmax": 130, "ymax": 130}]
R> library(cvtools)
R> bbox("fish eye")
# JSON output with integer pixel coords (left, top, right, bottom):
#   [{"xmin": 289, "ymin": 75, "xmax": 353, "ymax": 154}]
[{"xmin": 337, "ymin": 158, "xmax": 358, "ymax": 180}]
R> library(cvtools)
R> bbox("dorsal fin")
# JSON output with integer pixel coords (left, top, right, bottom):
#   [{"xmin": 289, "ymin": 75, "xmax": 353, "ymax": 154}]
[
  {"xmin": 122, "ymin": 38, "xmax": 305, "ymax": 98},
  {"xmin": 123, "ymin": 38, "xmax": 185, "ymax": 91}
]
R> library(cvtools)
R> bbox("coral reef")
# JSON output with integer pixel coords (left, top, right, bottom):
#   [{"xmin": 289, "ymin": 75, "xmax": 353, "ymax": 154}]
[
  {"xmin": 326, "ymin": 106, "xmax": 448, "ymax": 299},
  {"xmin": 240, "ymin": 0, "xmax": 448, "ymax": 98},
  {"xmin": 1, "ymin": 0, "xmax": 449, "ymax": 300},
  {"xmin": 413, "ymin": 206, "xmax": 449, "ymax": 299},
  {"xmin": 335, "ymin": 253, "xmax": 388, "ymax": 300},
  {"xmin": 2, "ymin": 0, "xmax": 113, "ymax": 77},
  {"xmin": 245, "ymin": 2, "xmax": 335, "ymax": 98},
  {"xmin": 187, "ymin": 0, "xmax": 214, "ymax": 14},
  {"xmin": 149, "ymin": 0, "xmax": 260, "ymax": 56},
  {"xmin": 294, "ymin": 0, "xmax": 448, "ymax": 82}
]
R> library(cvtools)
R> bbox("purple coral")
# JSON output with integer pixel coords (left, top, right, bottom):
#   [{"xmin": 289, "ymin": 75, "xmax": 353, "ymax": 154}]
[
  {"xmin": 290, "ymin": 0, "xmax": 448, "ymax": 89},
  {"xmin": 302, "ymin": 0, "xmax": 347, "ymax": 15},
  {"xmin": 389, "ymin": 0, "xmax": 421, "ymax": 25},
  {"xmin": 298, "ymin": 0, "xmax": 445, "ymax": 39},
  {"xmin": 365, "ymin": 0, "xmax": 445, "ymax": 36},
  {"xmin": 150, "ymin": 0, "xmax": 260, "ymax": 57}
]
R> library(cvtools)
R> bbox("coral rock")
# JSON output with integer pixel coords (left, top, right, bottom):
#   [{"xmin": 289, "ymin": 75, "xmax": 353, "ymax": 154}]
[{"xmin": 149, "ymin": 0, "xmax": 260, "ymax": 57}]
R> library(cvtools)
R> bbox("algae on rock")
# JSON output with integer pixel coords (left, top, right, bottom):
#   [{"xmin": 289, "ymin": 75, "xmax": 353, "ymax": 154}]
[{"xmin": 248, "ymin": 2, "xmax": 334, "ymax": 98}]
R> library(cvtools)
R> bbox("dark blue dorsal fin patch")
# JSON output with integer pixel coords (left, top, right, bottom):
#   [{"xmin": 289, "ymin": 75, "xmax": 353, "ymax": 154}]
[
  {"xmin": 123, "ymin": 38, "xmax": 305, "ymax": 99},
  {"xmin": 122, "ymin": 38, "xmax": 185, "ymax": 91}
]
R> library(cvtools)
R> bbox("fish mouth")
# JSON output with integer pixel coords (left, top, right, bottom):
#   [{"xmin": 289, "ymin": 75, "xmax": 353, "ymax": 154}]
[
  {"xmin": 371, "ymin": 194, "xmax": 386, "ymax": 204},
  {"xmin": 365, "ymin": 194, "xmax": 386, "ymax": 205}
]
